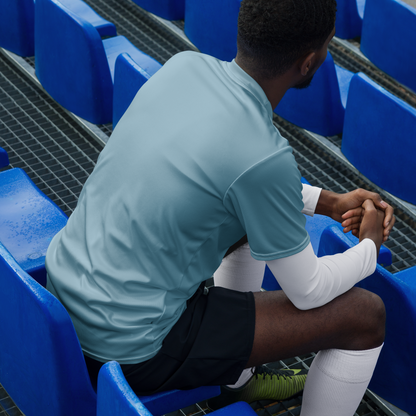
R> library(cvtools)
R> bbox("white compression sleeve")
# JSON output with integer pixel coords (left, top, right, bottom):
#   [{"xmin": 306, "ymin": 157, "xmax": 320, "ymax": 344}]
[
  {"xmin": 301, "ymin": 345, "xmax": 383, "ymax": 416},
  {"xmin": 214, "ymin": 184, "xmax": 320, "ymax": 293},
  {"xmin": 213, "ymin": 243, "xmax": 264, "ymax": 388},
  {"xmin": 214, "ymin": 243, "xmax": 265, "ymax": 293},
  {"xmin": 301, "ymin": 184, "xmax": 322, "ymax": 217},
  {"xmin": 266, "ymin": 239, "xmax": 377, "ymax": 310}
]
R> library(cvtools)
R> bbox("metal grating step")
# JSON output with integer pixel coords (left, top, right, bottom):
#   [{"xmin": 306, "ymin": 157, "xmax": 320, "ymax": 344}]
[
  {"xmin": 0, "ymin": 385, "xmax": 22, "ymax": 416},
  {"xmin": 0, "ymin": 52, "xmax": 103, "ymax": 217}
]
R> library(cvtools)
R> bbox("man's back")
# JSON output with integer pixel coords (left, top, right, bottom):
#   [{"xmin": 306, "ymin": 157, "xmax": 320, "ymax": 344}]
[{"xmin": 45, "ymin": 51, "xmax": 306, "ymax": 365}]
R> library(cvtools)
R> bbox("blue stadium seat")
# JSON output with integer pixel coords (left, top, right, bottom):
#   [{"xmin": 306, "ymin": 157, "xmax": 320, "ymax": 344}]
[
  {"xmin": 262, "ymin": 177, "xmax": 392, "ymax": 291},
  {"xmin": 341, "ymin": 73, "xmax": 416, "ymax": 205},
  {"xmin": 275, "ymin": 52, "xmax": 354, "ymax": 136},
  {"xmin": 113, "ymin": 52, "xmax": 162, "ymax": 128},
  {"xmin": 35, "ymin": 0, "xmax": 157, "ymax": 124},
  {"xmin": 97, "ymin": 361, "xmax": 253, "ymax": 416},
  {"xmin": 0, "ymin": 0, "xmax": 35, "ymax": 57},
  {"xmin": 57, "ymin": 0, "xmax": 117, "ymax": 38},
  {"xmin": 318, "ymin": 224, "xmax": 416, "ymax": 415},
  {"xmin": 335, "ymin": 0, "xmax": 365, "ymax": 39},
  {"xmin": 360, "ymin": 0, "xmax": 416, "ymax": 93},
  {"xmin": 0, "ymin": 242, "xmax": 222, "ymax": 416},
  {"xmin": 0, "ymin": 148, "xmax": 68, "ymax": 287},
  {"xmin": 184, "ymin": 0, "xmax": 242, "ymax": 61},
  {"xmin": 0, "ymin": 146, "xmax": 9, "ymax": 167},
  {"xmin": 130, "ymin": 0, "xmax": 185, "ymax": 20},
  {"xmin": 139, "ymin": 386, "xmax": 221, "ymax": 416},
  {"xmin": 0, "ymin": 241, "xmax": 97, "ymax": 416},
  {"xmin": 0, "ymin": 0, "xmax": 115, "ymax": 58}
]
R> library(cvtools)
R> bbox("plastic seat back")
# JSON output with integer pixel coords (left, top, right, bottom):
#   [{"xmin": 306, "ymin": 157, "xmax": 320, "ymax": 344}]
[
  {"xmin": 0, "ymin": 242, "xmax": 97, "ymax": 416},
  {"xmin": 58, "ymin": 0, "xmax": 117, "ymax": 38},
  {"xmin": 361, "ymin": 0, "xmax": 416, "ymax": 93},
  {"xmin": 0, "ymin": 146, "xmax": 9, "ymax": 167},
  {"xmin": 341, "ymin": 73, "xmax": 416, "ymax": 205},
  {"xmin": 97, "ymin": 362, "xmax": 152, "ymax": 416},
  {"xmin": 318, "ymin": 224, "xmax": 416, "ymax": 415},
  {"xmin": 275, "ymin": 52, "xmax": 353, "ymax": 136},
  {"xmin": 113, "ymin": 52, "xmax": 162, "ymax": 127},
  {"xmin": 184, "ymin": 0, "xmax": 242, "ymax": 61},
  {"xmin": 139, "ymin": 384, "xmax": 220, "ymax": 416},
  {"xmin": 97, "ymin": 361, "xmax": 252, "ymax": 416},
  {"xmin": 335, "ymin": 0, "xmax": 365, "ymax": 39},
  {"xmin": 0, "ymin": 167, "xmax": 68, "ymax": 286},
  {"xmin": 0, "ymin": 0, "xmax": 35, "ymax": 56},
  {"xmin": 131, "ymin": 0, "xmax": 185, "ymax": 20},
  {"xmin": 35, "ymin": 0, "xmax": 114, "ymax": 123}
]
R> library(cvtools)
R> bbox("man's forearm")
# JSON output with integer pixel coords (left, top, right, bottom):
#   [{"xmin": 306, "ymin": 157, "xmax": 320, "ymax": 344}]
[{"xmin": 314, "ymin": 189, "xmax": 339, "ymax": 218}]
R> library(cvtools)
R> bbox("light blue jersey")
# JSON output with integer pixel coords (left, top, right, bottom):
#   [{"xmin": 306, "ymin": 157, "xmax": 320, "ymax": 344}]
[{"xmin": 45, "ymin": 51, "xmax": 309, "ymax": 364}]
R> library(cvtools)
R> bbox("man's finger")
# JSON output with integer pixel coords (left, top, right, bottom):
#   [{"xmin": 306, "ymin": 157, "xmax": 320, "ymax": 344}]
[
  {"xmin": 362, "ymin": 199, "xmax": 377, "ymax": 210},
  {"xmin": 342, "ymin": 207, "xmax": 363, "ymax": 220},
  {"xmin": 383, "ymin": 205, "xmax": 395, "ymax": 229},
  {"xmin": 341, "ymin": 217, "xmax": 362, "ymax": 228}
]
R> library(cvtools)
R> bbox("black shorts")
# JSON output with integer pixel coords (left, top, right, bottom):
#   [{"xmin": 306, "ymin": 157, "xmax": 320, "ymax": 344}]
[{"xmin": 85, "ymin": 282, "xmax": 255, "ymax": 395}]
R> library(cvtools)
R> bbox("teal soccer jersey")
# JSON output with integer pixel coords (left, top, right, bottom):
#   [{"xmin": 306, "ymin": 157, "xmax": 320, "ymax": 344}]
[{"xmin": 45, "ymin": 51, "xmax": 309, "ymax": 364}]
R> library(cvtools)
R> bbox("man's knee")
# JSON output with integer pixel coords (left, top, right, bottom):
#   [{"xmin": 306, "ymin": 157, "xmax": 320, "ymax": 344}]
[{"xmin": 350, "ymin": 287, "xmax": 386, "ymax": 348}]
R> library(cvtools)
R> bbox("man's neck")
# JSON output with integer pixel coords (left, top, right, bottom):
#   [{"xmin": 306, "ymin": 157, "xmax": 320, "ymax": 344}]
[{"xmin": 234, "ymin": 56, "xmax": 294, "ymax": 110}]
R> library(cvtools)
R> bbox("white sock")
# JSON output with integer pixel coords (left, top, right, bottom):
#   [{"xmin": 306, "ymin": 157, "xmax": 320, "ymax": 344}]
[
  {"xmin": 300, "ymin": 344, "xmax": 383, "ymax": 416},
  {"xmin": 214, "ymin": 243, "xmax": 264, "ymax": 388},
  {"xmin": 226, "ymin": 367, "xmax": 254, "ymax": 389},
  {"xmin": 214, "ymin": 243, "xmax": 265, "ymax": 292}
]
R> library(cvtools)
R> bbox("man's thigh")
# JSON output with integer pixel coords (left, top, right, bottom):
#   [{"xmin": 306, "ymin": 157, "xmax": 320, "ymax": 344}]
[
  {"xmin": 247, "ymin": 287, "xmax": 385, "ymax": 368},
  {"xmin": 122, "ymin": 284, "xmax": 256, "ymax": 395}
]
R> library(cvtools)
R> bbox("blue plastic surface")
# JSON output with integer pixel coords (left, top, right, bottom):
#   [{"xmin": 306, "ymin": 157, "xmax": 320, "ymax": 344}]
[
  {"xmin": 35, "ymin": 0, "xmax": 151, "ymax": 124},
  {"xmin": 274, "ymin": 52, "xmax": 354, "ymax": 136},
  {"xmin": 0, "ymin": 0, "xmax": 35, "ymax": 56},
  {"xmin": 58, "ymin": 0, "xmax": 117, "ymax": 38},
  {"xmin": 0, "ymin": 168, "xmax": 68, "ymax": 286},
  {"xmin": 140, "ymin": 385, "xmax": 220, "ymax": 416},
  {"xmin": 317, "ymin": 224, "xmax": 416, "ymax": 415},
  {"xmin": 97, "ymin": 362, "xmax": 250, "ymax": 416},
  {"xmin": 131, "ymin": 0, "xmax": 185, "ymax": 20},
  {"xmin": 335, "ymin": 0, "xmax": 365, "ymax": 39},
  {"xmin": 360, "ymin": 0, "xmax": 416, "ymax": 93},
  {"xmin": 97, "ymin": 362, "xmax": 153, "ymax": 416},
  {"xmin": 113, "ymin": 52, "xmax": 162, "ymax": 127},
  {"xmin": 184, "ymin": 0, "xmax": 242, "ymax": 61},
  {"xmin": 342, "ymin": 73, "xmax": 416, "ymax": 205},
  {"xmin": 0, "ymin": 241, "xmax": 97, "ymax": 416},
  {"xmin": 0, "ymin": 146, "xmax": 9, "ymax": 168}
]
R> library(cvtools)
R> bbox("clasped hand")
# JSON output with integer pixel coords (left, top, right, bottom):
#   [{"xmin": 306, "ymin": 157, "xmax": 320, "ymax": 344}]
[{"xmin": 317, "ymin": 188, "xmax": 395, "ymax": 253}]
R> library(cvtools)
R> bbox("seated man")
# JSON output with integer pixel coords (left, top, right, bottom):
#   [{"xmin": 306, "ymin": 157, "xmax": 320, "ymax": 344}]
[{"xmin": 45, "ymin": 0, "xmax": 395, "ymax": 415}]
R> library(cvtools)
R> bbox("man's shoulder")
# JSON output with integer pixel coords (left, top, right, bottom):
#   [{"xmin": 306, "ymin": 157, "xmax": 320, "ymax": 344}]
[{"xmin": 165, "ymin": 51, "xmax": 222, "ymax": 69}]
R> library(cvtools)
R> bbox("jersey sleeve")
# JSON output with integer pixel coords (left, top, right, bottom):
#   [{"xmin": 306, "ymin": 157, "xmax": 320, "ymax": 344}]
[{"xmin": 223, "ymin": 147, "xmax": 310, "ymax": 261}]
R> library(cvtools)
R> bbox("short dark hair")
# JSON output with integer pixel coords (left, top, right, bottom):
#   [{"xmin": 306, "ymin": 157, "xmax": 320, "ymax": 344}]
[{"xmin": 237, "ymin": 0, "xmax": 337, "ymax": 78}]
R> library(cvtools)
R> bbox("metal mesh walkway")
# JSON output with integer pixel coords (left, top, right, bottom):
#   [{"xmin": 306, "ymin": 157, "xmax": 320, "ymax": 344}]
[{"xmin": 0, "ymin": 53, "xmax": 102, "ymax": 216}]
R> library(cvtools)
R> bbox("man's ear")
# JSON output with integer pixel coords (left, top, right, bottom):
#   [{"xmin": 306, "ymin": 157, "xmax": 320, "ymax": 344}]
[{"xmin": 300, "ymin": 52, "xmax": 316, "ymax": 76}]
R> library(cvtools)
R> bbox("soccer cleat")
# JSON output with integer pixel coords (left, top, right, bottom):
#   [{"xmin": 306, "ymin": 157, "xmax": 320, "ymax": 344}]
[{"xmin": 206, "ymin": 365, "xmax": 307, "ymax": 410}]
